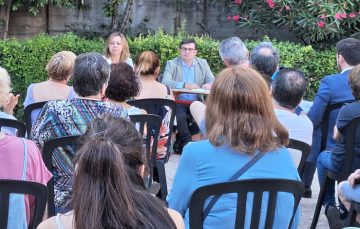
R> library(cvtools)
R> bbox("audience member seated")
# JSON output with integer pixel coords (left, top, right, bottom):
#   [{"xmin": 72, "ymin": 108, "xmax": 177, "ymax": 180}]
[
  {"xmin": 0, "ymin": 69, "xmax": 52, "ymax": 227},
  {"xmin": 103, "ymin": 31, "xmax": 133, "ymax": 67},
  {"xmin": 250, "ymin": 41, "xmax": 280, "ymax": 84},
  {"xmin": 0, "ymin": 67, "xmax": 20, "ymax": 135},
  {"xmin": 190, "ymin": 36, "xmax": 249, "ymax": 135},
  {"xmin": 135, "ymin": 51, "xmax": 174, "ymax": 159},
  {"xmin": 324, "ymin": 169, "xmax": 360, "ymax": 228},
  {"xmin": 219, "ymin": 36, "xmax": 249, "ymax": 67},
  {"xmin": 105, "ymin": 62, "xmax": 146, "ymax": 115},
  {"xmin": 37, "ymin": 115, "xmax": 184, "ymax": 229},
  {"xmin": 162, "ymin": 38, "xmax": 214, "ymax": 154},
  {"xmin": 303, "ymin": 38, "xmax": 360, "ymax": 196},
  {"xmin": 271, "ymin": 68, "xmax": 313, "ymax": 164},
  {"xmin": 31, "ymin": 52, "xmax": 128, "ymax": 213},
  {"xmin": 317, "ymin": 65, "xmax": 360, "ymax": 211},
  {"xmin": 167, "ymin": 66, "xmax": 300, "ymax": 228},
  {"xmin": 24, "ymin": 51, "xmax": 77, "ymax": 124}
]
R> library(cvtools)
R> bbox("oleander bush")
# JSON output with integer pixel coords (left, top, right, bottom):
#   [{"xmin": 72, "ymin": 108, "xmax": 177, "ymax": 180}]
[{"xmin": 0, "ymin": 31, "xmax": 338, "ymax": 119}]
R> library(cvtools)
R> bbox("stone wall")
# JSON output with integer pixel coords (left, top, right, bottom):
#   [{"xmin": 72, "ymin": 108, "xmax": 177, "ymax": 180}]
[{"xmin": 8, "ymin": 0, "xmax": 302, "ymax": 43}]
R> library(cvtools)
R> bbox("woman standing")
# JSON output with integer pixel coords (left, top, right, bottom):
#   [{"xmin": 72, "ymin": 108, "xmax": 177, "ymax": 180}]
[{"xmin": 103, "ymin": 31, "xmax": 133, "ymax": 67}]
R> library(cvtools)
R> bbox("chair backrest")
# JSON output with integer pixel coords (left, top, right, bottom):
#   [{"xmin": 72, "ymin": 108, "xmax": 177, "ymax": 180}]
[
  {"xmin": 287, "ymin": 139, "xmax": 311, "ymax": 178},
  {"xmin": 0, "ymin": 118, "xmax": 26, "ymax": 137},
  {"xmin": 42, "ymin": 135, "xmax": 80, "ymax": 217},
  {"xmin": 189, "ymin": 179, "xmax": 304, "ymax": 229},
  {"xmin": 320, "ymin": 101, "xmax": 354, "ymax": 152},
  {"xmin": 128, "ymin": 99, "xmax": 176, "ymax": 161},
  {"xmin": 129, "ymin": 114, "xmax": 162, "ymax": 188},
  {"xmin": 0, "ymin": 179, "xmax": 48, "ymax": 229},
  {"xmin": 338, "ymin": 116, "xmax": 360, "ymax": 181},
  {"xmin": 24, "ymin": 101, "xmax": 47, "ymax": 137}
]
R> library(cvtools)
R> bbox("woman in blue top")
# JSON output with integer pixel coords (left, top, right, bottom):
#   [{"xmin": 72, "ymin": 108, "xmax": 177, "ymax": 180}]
[
  {"xmin": 167, "ymin": 66, "xmax": 301, "ymax": 229},
  {"xmin": 24, "ymin": 51, "xmax": 77, "ymax": 124}
]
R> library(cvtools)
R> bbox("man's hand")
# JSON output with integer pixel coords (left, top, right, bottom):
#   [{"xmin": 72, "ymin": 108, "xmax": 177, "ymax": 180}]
[
  {"xmin": 4, "ymin": 93, "xmax": 20, "ymax": 115},
  {"xmin": 202, "ymin": 83, "xmax": 212, "ymax": 90},
  {"xmin": 184, "ymin": 83, "xmax": 200, "ymax": 90},
  {"xmin": 348, "ymin": 169, "xmax": 360, "ymax": 187}
]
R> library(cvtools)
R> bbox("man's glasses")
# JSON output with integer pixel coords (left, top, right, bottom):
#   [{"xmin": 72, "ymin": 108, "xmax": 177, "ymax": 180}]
[{"xmin": 180, "ymin": 47, "xmax": 196, "ymax": 52}]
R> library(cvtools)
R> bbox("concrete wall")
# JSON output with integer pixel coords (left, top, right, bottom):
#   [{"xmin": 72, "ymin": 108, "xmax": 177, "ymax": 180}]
[{"xmin": 8, "ymin": 0, "xmax": 301, "ymax": 43}]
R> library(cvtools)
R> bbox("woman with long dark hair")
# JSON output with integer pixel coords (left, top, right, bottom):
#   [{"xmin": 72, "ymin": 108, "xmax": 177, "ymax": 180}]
[{"xmin": 38, "ymin": 115, "xmax": 183, "ymax": 229}]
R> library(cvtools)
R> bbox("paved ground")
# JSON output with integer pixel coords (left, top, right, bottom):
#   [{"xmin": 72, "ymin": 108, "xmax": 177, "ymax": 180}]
[{"xmin": 165, "ymin": 154, "xmax": 329, "ymax": 228}]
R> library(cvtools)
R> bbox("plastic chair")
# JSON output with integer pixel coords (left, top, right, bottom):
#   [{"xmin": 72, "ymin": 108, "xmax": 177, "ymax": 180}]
[
  {"xmin": 345, "ymin": 201, "xmax": 360, "ymax": 227},
  {"xmin": 0, "ymin": 179, "xmax": 48, "ymax": 229},
  {"xmin": 42, "ymin": 135, "xmax": 80, "ymax": 217},
  {"xmin": 311, "ymin": 116, "xmax": 360, "ymax": 229},
  {"xmin": 0, "ymin": 118, "xmax": 26, "ymax": 137},
  {"xmin": 128, "ymin": 98, "xmax": 176, "ymax": 162},
  {"xmin": 129, "ymin": 114, "xmax": 166, "ymax": 199},
  {"xmin": 24, "ymin": 101, "xmax": 47, "ymax": 137},
  {"xmin": 287, "ymin": 139, "xmax": 311, "ymax": 179},
  {"xmin": 189, "ymin": 178, "xmax": 304, "ymax": 229},
  {"xmin": 320, "ymin": 101, "xmax": 354, "ymax": 152}
]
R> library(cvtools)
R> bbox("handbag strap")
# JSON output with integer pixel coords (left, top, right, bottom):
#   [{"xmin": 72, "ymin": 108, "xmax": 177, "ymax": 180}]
[{"xmin": 202, "ymin": 151, "xmax": 265, "ymax": 220}]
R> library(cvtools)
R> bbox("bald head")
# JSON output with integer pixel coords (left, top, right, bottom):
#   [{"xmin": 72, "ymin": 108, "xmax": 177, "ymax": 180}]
[{"xmin": 251, "ymin": 42, "xmax": 280, "ymax": 83}]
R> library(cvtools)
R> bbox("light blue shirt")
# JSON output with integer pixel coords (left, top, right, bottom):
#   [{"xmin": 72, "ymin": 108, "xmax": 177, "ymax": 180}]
[
  {"xmin": 175, "ymin": 61, "xmax": 198, "ymax": 101},
  {"xmin": 167, "ymin": 140, "xmax": 300, "ymax": 229}
]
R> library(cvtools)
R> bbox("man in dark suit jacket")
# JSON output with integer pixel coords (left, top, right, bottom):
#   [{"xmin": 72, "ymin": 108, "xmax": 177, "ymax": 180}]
[{"xmin": 303, "ymin": 38, "xmax": 360, "ymax": 197}]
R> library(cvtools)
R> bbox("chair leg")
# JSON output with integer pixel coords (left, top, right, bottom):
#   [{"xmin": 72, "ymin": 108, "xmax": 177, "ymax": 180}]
[
  {"xmin": 310, "ymin": 177, "xmax": 329, "ymax": 229},
  {"xmin": 346, "ymin": 201, "xmax": 360, "ymax": 226},
  {"xmin": 155, "ymin": 160, "xmax": 168, "ymax": 201}
]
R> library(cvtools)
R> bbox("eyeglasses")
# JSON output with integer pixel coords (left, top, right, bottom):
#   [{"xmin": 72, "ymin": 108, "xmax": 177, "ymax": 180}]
[{"xmin": 180, "ymin": 47, "xmax": 196, "ymax": 52}]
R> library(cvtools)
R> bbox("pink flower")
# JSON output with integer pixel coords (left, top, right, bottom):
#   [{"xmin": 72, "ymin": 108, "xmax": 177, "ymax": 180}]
[
  {"xmin": 349, "ymin": 13, "xmax": 356, "ymax": 18},
  {"xmin": 234, "ymin": 0, "xmax": 242, "ymax": 5},
  {"xmin": 285, "ymin": 5, "xmax": 290, "ymax": 11},
  {"xmin": 226, "ymin": 15, "xmax": 231, "ymax": 21},
  {"xmin": 334, "ymin": 13, "xmax": 342, "ymax": 20},
  {"xmin": 317, "ymin": 21, "xmax": 325, "ymax": 28},
  {"xmin": 340, "ymin": 13, "xmax": 347, "ymax": 18},
  {"xmin": 265, "ymin": 0, "xmax": 275, "ymax": 9},
  {"xmin": 232, "ymin": 15, "xmax": 240, "ymax": 21},
  {"xmin": 320, "ymin": 14, "xmax": 326, "ymax": 19}
]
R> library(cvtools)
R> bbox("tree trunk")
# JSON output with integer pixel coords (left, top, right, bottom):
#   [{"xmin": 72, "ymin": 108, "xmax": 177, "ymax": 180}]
[
  {"xmin": 0, "ymin": 0, "xmax": 13, "ymax": 39},
  {"xmin": 118, "ymin": 0, "xmax": 133, "ymax": 33},
  {"xmin": 111, "ymin": 1, "xmax": 119, "ymax": 30}
]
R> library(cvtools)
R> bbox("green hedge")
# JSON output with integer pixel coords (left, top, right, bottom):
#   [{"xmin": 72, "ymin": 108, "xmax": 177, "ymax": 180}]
[{"xmin": 0, "ymin": 31, "xmax": 337, "ymax": 119}]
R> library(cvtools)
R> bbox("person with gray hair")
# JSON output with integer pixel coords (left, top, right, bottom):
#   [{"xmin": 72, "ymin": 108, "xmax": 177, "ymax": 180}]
[
  {"xmin": 218, "ymin": 37, "xmax": 249, "ymax": 67},
  {"xmin": 271, "ymin": 68, "xmax": 313, "ymax": 171},
  {"xmin": 251, "ymin": 42, "xmax": 280, "ymax": 84},
  {"xmin": 31, "ymin": 52, "xmax": 128, "ymax": 213},
  {"xmin": 189, "ymin": 37, "xmax": 250, "ymax": 132},
  {"xmin": 0, "ymin": 67, "xmax": 20, "ymax": 135}
]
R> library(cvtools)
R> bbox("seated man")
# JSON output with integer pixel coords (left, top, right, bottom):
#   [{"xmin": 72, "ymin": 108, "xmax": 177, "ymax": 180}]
[
  {"xmin": 190, "ymin": 37, "xmax": 249, "ymax": 135},
  {"xmin": 271, "ymin": 68, "xmax": 312, "ymax": 145},
  {"xmin": 31, "ymin": 52, "xmax": 128, "ymax": 213},
  {"xmin": 250, "ymin": 41, "xmax": 280, "ymax": 84},
  {"xmin": 162, "ymin": 38, "xmax": 214, "ymax": 154},
  {"xmin": 317, "ymin": 65, "xmax": 360, "ymax": 211},
  {"xmin": 304, "ymin": 38, "xmax": 360, "ymax": 197},
  {"xmin": 271, "ymin": 68, "xmax": 313, "ymax": 167}
]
